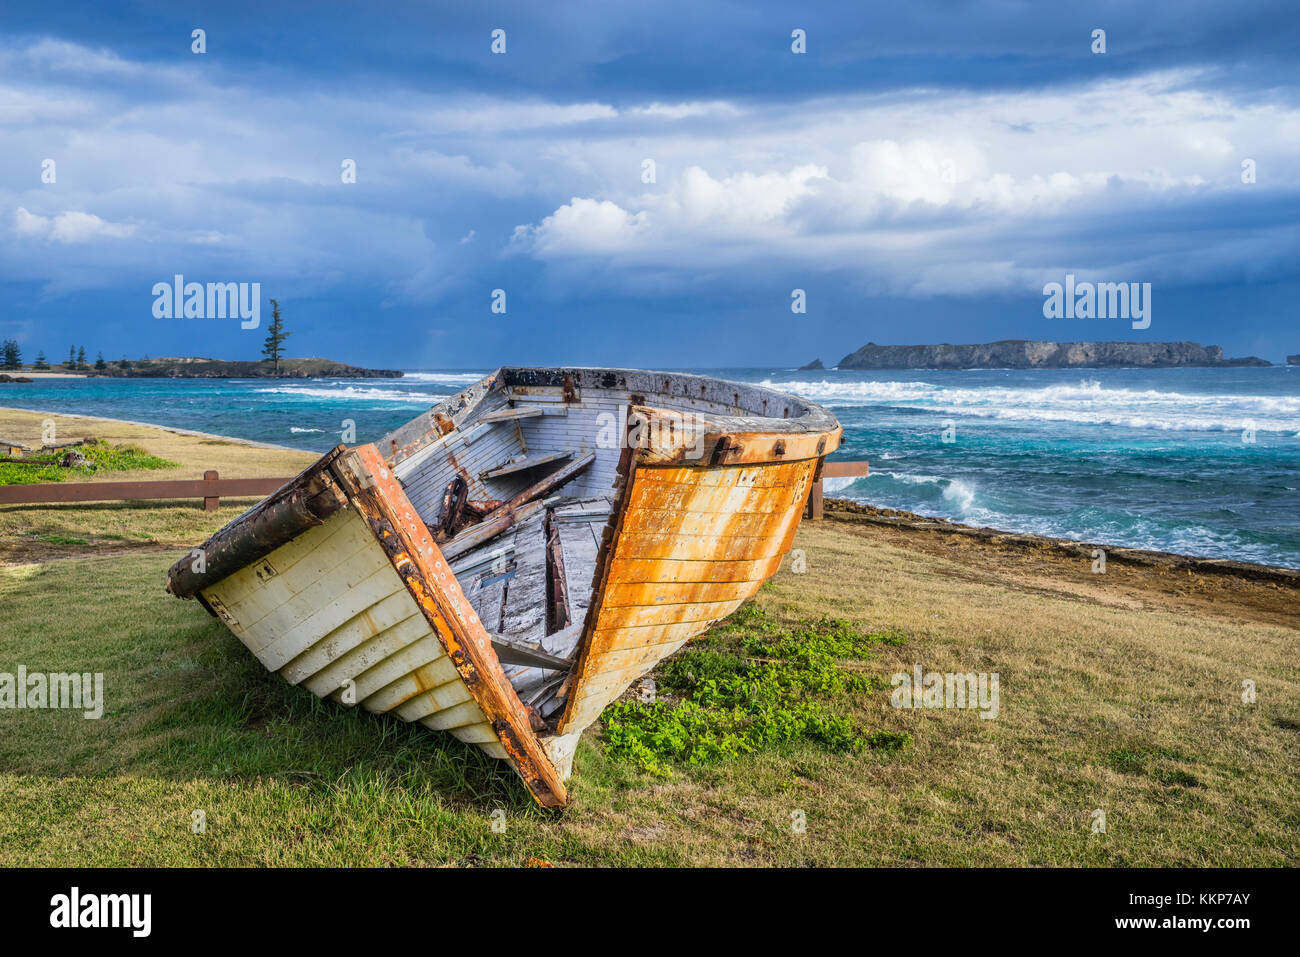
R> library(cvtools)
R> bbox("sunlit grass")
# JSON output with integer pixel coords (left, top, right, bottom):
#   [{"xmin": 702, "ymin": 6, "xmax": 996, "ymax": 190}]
[
  {"xmin": 0, "ymin": 440, "xmax": 177, "ymax": 486},
  {"xmin": 1, "ymin": 532, "xmax": 1295, "ymax": 866}
]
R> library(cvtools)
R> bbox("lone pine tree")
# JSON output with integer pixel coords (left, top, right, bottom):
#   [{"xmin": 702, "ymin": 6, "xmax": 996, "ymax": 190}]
[{"xmin": 262, "ymin": 298, "xmax": 290, "ymax": 376}]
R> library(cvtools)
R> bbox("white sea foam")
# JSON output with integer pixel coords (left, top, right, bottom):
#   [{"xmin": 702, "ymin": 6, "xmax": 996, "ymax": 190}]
[
  {"xmin": 760, "ymin": 378, "xmax": 1300, "ymax": 433},
  {"xmin": 254, "ymin": 385, "xmax": 443, "ymax": 403},
  {"xmin": 942, "ymin": 478, "xmax": 977, "ymax": 513},
  {"xmin": 852, "ymin": 469, "xmax": 985, "ymax": 521},
  {"xmin": 822, "ymin": 476, "xmax": 861, "ymax": 494},
  {"xmin": 873, "ymin": 469, "xmax": 942, "ymax": 486},
  {"xmin": 834, "ymin": 474, "xmax": 1291, "ymax": 566},
  {"xmin": 400, "ymin": 372, "xmax": 486, "ymax": 384}
]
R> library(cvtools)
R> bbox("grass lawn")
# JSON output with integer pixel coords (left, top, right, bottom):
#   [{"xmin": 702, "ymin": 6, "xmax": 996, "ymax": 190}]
[
  {"xmin": 0, "ymin": 440, "xmax": 176, "ymax": 486},
  {"xmin": 0, "ymin": 525, "xmax": 1295, "ymax": 866}
]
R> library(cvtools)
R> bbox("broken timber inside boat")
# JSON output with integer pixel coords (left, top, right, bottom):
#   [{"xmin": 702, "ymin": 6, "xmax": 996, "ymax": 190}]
[{"xmin": 166, "ymin": 368, "xmax": 842, "ymax": 807}]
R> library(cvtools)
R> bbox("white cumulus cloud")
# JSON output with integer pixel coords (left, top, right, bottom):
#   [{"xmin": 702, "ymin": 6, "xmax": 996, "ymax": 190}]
[{"xmin": 14, "ymin": 207, "xmax": 135, "ymax": 243}]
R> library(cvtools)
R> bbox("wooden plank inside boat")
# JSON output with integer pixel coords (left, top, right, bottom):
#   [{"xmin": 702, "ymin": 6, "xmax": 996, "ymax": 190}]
[{"xmin": 481, "ymin": 450, "xmax": 573, "ymax": 480}]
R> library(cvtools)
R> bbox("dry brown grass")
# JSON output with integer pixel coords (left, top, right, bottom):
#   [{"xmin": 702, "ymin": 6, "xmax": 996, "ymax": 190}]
[
  {"xmin": 0, "ymin": 407, "xmax": 318, "ymax": 482},
  {"xmin": 715, "ymin": 518, "xmax": 1300, "ymax": 865}
]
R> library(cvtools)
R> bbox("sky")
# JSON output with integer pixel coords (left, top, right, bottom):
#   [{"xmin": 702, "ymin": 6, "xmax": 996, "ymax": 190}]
[{"xmin": 2, "ymin": 0, "xmax": 1298, "ymax": 369}]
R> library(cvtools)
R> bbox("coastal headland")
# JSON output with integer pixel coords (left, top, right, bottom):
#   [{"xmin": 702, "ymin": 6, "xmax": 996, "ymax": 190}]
[
  {"xmin": 837, "ymin": 340, "xmax": 1271, "ymax": 369},
  {"xmin": 0, "ymin": 357, "xmax": 402, "ymax": 380},
  {"xmin": 92, "ymin": 356, "xmax": 403, "ymax": 378}
]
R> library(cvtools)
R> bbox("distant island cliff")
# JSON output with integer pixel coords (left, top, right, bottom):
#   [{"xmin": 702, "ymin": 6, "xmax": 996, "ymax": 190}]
[
  {"xmin": 837, "ymin": 340, "xmax": 1271, "ymax": 370},
  {"xmin": 91, "ymin": 357, "xmax": 403, "ymax": 379}
]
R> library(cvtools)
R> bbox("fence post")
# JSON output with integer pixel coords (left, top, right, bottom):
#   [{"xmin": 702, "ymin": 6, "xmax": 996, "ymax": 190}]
[
  {"xmin": 203, "ymin": 470, "xmax": 220, "ymax": 511},
  {"xmin": 805, "ymin": 476, "xmax": 824, "ymax": 520}
]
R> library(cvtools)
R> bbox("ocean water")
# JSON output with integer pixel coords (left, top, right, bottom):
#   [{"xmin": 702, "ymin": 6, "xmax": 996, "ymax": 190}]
[{"xmin": 4, "ymin": 366, "xmax": 1298, "ymax": 568}]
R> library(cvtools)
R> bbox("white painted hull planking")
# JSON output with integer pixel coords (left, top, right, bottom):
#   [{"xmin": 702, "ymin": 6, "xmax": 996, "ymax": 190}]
[{"xmin": 200, "ymin": 508, "xmax": 507, "ymax": 756}]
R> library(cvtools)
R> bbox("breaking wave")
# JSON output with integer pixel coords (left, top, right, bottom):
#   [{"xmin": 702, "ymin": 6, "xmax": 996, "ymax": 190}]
[
  {"xmin": 762, "ymin": 378, "xmax": 1300, "ymax": 433},
  {"xmin": 401, "ymin": 372, "xmax": 487, "ymax": 385},
  {"xmin": 254, "ymin": 384, "xmax": 445, "ymax": 403}
]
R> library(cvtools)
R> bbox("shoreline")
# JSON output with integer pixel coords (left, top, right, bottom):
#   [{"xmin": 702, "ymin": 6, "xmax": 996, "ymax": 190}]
[
  {"xmin": 1, "ymin": 371, "xmax": 86, "ymax": 379},
  {"xmin": 826, "ymin": 498, "xmax": 1300, "ymax": 584},
  {"xmin": 4, "ymin": 409, "xmax": 1295, "ymax": 864},
  {"xmin": 818, "ymin": 499, "xmax": 1295, "ymax": 630},
  {"xmin": 0, "ymin": 405, "xmax": 303, "ymax": 452}
]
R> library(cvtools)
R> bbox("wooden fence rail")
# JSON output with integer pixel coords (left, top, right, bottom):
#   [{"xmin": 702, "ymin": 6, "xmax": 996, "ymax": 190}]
[
  {"xmin": 1, "ymin": 458, "xmax": 870, "ymax": 518},
  {"xmin": 0, "ymin": 471, "xmax": 293, "ymax": 510},
  {"xmin": 805, "ymin": 460, "xmax": 870, "ymax": 520}
]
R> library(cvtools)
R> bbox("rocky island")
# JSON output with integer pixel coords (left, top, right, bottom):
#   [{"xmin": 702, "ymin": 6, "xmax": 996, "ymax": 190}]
[
  {"xmin": 90, "ymin": 357, "xmax": 403, "ymax": 378},
  {"xmin": 837, "ymin": 340, "xmax": 1270, "ymax": 370}
]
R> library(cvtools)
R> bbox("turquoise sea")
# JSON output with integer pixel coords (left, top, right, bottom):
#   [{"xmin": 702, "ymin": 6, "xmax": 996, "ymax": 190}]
[{"xmin": 4, "ymin": 366, "xmax": 1298, "ymax": 568}]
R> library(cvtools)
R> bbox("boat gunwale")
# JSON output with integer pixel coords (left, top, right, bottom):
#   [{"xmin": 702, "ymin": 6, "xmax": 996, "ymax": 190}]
[
  {"xmin": 379, "ymin": 367, "xmax": 842, "ymax": 473},
  {"xmin": 626, "ymin": 403, "xmax": 843, "ymax": 467},
  {"xmin": 166, "ymin": 445, "xmax": 349, "ymax": 600},
  {"xmin": 498, "ymin": 367, "xmax": 840, "ymax": 436}
]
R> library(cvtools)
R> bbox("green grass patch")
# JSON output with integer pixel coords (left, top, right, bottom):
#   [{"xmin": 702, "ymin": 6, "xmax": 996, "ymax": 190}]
[
  {"xmin": 1104, "ymin": 744, "xmax": 1202, "ymax": 788},
  {"xmin": 602, "ymin": 604, "xmax": 912, "ymax": 776},
  {"xmin": 0, "ymin": 440, "xmax": 177, "ymax": 485}
]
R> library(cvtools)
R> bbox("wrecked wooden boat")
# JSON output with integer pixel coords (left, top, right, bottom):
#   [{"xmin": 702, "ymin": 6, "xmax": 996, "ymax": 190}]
[{"xmin": 166, "ymin": 368, "xmax": 841, "ymax": 806}]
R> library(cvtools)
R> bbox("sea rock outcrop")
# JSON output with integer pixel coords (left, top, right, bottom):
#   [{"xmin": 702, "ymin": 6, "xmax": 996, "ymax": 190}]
[{"xmin": 837, "ymin": 340, "xmax": 1270, "ymax": 370}]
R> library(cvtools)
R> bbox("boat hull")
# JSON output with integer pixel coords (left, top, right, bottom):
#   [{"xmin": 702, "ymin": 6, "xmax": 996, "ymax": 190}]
[
  {"xmin": 168, "ymin": 368, "xmax": 841, "ymax": 806},
  {"xmin": 558, "ymin": 455, "xmax": 816, "ymax": 737}
]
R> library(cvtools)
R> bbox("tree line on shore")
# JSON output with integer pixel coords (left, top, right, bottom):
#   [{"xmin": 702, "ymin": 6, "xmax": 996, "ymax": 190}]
[
  {"xmin": 2, "ymin": 341, "xmax": 144, "ymax": 372},
  {"xmin": 1, "ymin": 299, "xmax": 291, "ymax": 374}
]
